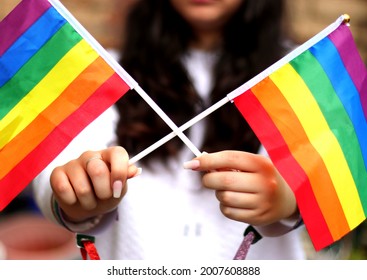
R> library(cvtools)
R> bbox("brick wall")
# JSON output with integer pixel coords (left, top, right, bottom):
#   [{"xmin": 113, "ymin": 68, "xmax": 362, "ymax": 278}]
[
  {"xmin": 1, "ymin": 0, "xmax": 366, "ymax": 62},
  {"xmin": 285, "ymin": 0, "xmax": 367, "ymax": 63}
]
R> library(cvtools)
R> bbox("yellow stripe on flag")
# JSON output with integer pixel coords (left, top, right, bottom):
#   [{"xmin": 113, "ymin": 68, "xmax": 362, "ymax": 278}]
[
  {"xmin": 0, "ymin": 39, "xmax": 99, "ymax": 149},
  {"xmin": 270, "ymin": 63, "xmax": 365, "ymax": 228}
]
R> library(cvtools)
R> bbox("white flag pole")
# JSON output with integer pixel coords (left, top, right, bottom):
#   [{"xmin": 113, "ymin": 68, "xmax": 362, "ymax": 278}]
[
  {"xmin": 129, "ymin": 96, "xmax": 230, "ymax": 164},
  {"xmin": 49, "ymin": 0, "xmax": 201, "ymax": 157},
  {"xmin": 133, "ymin": 85, "xmax": 201, "ymax": 156}
]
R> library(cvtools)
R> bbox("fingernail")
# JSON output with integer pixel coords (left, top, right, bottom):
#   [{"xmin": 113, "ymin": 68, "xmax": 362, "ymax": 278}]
[
  {"xmin": 113, "ymin": 180, "xmax": 123, "ymax": 198},
  {"xmin": 183, "ymin": 159, "xmax": 200, "ymax": 170},
  {"xmin": 133, "ymin": 167, "xmax": 143, "ymax": 177}
]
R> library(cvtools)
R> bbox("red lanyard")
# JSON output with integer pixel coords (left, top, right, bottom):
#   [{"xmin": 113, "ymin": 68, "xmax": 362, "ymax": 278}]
[{"xmin": 77, "ymin": 234, "xmax": 100, "ymax": 260}]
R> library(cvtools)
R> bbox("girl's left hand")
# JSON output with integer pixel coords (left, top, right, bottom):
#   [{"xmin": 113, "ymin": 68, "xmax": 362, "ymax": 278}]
[{"xmin": 184, "ymin": 150, "xmax": 298, "ymax": 226}]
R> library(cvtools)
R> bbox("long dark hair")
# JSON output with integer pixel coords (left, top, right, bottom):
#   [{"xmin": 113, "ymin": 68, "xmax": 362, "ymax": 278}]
[{"xmin": 116, "ymin": 0, "xmax": 287, "ymax": 166}]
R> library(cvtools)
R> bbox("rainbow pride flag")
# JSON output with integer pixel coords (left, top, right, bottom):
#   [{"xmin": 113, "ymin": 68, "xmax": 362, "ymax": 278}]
[
  {"xmin": 0, "ymin": 0, "xmax": 135, "ymax": 210},
  {"xmin": 229, "ymin": 16, "xmax": 367, "ymax": 250}
]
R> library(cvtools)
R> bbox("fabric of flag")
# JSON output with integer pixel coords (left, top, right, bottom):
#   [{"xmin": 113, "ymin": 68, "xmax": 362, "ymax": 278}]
[
  {"xmin": 231, "ymin": 22, "xmax": 367, "ymax": 250},
  {"xmin": 0, "ymin": 0, "xmax": 131, "ymax": 210}
]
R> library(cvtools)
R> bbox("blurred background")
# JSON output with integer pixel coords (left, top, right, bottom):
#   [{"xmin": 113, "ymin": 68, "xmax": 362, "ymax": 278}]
[
  {"xmin": 0, "ymin": 0, "xmax": 366, "ymax": 260},
  {"xmin": 1, "ymin": 0, "xmax": 366, "ymax": 62}
]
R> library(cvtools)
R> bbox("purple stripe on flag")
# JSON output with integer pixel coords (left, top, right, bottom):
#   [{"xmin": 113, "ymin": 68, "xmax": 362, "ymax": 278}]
[
  {"xmin": 328, "ymin": 24, "xmax": 367, "ymax": 118},
  {"xmin": 0, "ymin": 0, "xmax": 51, "ymax": 56}
]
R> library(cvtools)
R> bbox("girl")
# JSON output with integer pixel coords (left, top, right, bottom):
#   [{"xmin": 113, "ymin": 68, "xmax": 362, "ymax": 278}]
[{"xmin": 33, "ymin": 0, "xmax": 305, "ymax": 260}]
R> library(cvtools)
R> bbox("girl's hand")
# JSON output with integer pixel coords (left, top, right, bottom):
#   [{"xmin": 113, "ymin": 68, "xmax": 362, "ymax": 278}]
[
  {"xmin": 184, "ymin": 150, "xmax": 297, "ymax": 226},
  {"xmin": 50, "ymin": 146, "xmax": 139, "ymax": 222}
]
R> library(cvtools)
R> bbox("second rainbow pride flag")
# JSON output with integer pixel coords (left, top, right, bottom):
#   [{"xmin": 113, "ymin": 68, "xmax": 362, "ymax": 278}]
[{"xmin": 231, "ymin": 17, "xmax": 367, "ymax": 250}]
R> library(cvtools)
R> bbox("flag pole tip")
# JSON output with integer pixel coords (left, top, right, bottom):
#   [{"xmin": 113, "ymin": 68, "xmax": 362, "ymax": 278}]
[{"xmin": 342, "ymin": 14, "xmax": 351, "ymax": 25}]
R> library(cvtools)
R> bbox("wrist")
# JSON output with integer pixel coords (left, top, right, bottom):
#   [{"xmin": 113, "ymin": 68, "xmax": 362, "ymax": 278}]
[
  {"xmin": 253, "ymin": 212, "xmax": 303, "ymax": 237},
  {"xmin": 51, "ymin": 195, "xmax": 105, "ymax": 232}
]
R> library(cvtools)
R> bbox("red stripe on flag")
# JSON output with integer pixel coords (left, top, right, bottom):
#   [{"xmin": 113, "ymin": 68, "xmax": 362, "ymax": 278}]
[
  {"xmin": 233, "ymin": 89, "xmax": 334, "ymax": 250},
  {"xmin": 0, "ymin": 73, "xmax": 129, "ymax": 210}
]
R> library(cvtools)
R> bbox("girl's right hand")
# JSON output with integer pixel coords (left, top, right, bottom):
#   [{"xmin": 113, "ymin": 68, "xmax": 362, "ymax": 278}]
[{"xmin": 50, "ymin": 146, "xmax": 139, "ymax": 222}]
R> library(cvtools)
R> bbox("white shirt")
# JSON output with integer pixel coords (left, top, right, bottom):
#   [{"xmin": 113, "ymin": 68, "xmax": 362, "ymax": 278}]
[{"xmin": 33, "ymin": 49, "xmax": 305, "ymax": 260}]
